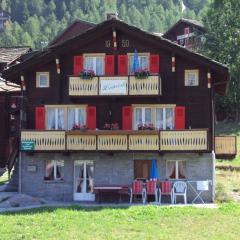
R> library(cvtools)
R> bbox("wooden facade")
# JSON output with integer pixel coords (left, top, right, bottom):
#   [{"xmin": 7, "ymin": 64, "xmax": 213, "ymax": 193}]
[{"xmin": 2, "ymin": 17, "xmax": 229, "ymax": 160}]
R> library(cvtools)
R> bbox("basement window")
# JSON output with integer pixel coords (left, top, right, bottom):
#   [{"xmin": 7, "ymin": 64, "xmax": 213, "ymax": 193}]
[
  {"xmin": 44, "ymin": 160, "xmax": 64, "ymax": 181},
  {"xmin": 166, "ymin": 160, "xmax": 186, "ymax": 180}
]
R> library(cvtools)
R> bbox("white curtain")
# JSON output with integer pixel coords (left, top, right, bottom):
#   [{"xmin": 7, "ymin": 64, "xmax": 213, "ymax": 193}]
[
  {"xmin": 75, "ymin": 163, "xmax": 84, "ymax": 193},
  {"xmin": 47, "ymin": 109, "xmax": 55, "ymax": 130},
  {"xmin": 45, "ymin": 160, "xmax": 54, "ymax": 180},
  {"xmin": 58, "ymin": 109, "xmax": 64, "ymax": 130},
  {"xmin": 139, "ymin": 56, "xmax": 149, "ymax": 70},
  {"xmin": 178, "ymin": 161, "xmax": 186, "ymax": 179},
  {"xmin": 145, "ymin": 108, "xmax": 152, "ymax": 124},
  {"xmin": 56, "ymin": 160, "xmax": 64, "ymax": 180},
  {"xmin": 134, "ymin": 108, "xmax": 142, "ymax": 129},
  {"xmin": 85, "ymin": 57, "xmax": 103, "ymax": 75},
  {"xmin": 156, "ymin": 108, "xmax": 164, "ymax": 130},
  {"xmin": 166, "ymin": 161, "xmax": 175, "ymax": 179},
  {"xmin": 86, "ymin": 163, "xmax": 94, "ymax": 193},
  {"xmin": 166, "ymin": 108, "xmax": 174, "ymax": 130},
  {"xmin": 68, "ymin": 108, "xmax": 86, "ymax": 130}
]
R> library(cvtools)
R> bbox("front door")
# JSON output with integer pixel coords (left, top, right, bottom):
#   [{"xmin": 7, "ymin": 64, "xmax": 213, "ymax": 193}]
[{"xmin": 74, "ymin": 160, "xmax": 95, "ymax": 201}]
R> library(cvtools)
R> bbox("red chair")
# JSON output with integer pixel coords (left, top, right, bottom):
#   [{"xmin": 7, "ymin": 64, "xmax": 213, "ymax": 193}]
[
  {"xmin": 159, "ymin": 181, "xmax": 173, "ymax": 204},
  {"xmin": 146, "ymin": 180, "xmax": 158, "ymax": 203},
  {"xmin": 130, "ymin": 180, "xmax": 146, "ymax": 204}
]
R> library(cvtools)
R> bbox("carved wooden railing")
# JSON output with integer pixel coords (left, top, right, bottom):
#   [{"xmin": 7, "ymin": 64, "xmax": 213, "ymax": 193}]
[
  {"xmin": 129, "ymin": 75, "xmax": 160, "ymax": 95},
  {"xmin": 21, "ymin": 131, "xmax": 65, "ymax": 151},
  {"xmin": 160, "ymin": 130, "xmax": 208, "ymax": 151},
  {"xmin": 69, "ymin": 76, "xmax": 98, "ymax": 96},
  {"xmin": 67, "ymin": 134, "xmax": 97, "ymax": 151},
  {"xmin": 215, "ymin": 136, "xmax": 237, "ymax": 155},
  {"xmin": 129, "ymin": 132, "xmax": 159, "ymax": 151},
  {"xmin": 69, "ymin": 75, "xmax": 161, "ymax": 96},
  {"xmin": 21, "ymin": 129, "xmax": 209, "ymax": 152}
]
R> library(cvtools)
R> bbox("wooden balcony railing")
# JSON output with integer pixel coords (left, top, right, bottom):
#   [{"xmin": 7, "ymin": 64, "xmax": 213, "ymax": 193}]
[
  {"xmin": 215, "ymin": 136, "xmax": 237, "ymax": 156},
  {"xmin": 21, "ymin": 131, "xmax": 65, "ymax": 151},
  {"xmin": 68, "ymin": 75, "xmax": 161, "ymax": 96},
  {"xmin": 160, "ymin": 130, "xmax": 208, "ymax": 151},
  {"xmin": 21, "ymin": 129, "xmax": 209, "ymax": 152}
]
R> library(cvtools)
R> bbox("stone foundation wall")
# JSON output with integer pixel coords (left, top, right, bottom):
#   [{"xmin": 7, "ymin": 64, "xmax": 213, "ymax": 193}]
[{"xmin": 20, "ymin": 152, "xmax": 214, "ymax": 202}]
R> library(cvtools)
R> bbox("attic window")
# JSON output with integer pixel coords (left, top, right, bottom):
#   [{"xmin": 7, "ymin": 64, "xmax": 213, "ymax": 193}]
[
  {"xmin": 184, "ymin": 69, "xmax": 199, "ymax": 86},
  {"xmin": 36, "ymin": 72, "xmax": 49, "ymax": 88}
]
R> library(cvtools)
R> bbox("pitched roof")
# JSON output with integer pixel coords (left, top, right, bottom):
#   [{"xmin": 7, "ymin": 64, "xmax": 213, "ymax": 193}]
[
  {"xmin": 2, "ymin": 18, "xmax": 229, "ymax": 95},
  {"xmin": 0, "ymin": 78, "xmax": 20, "ymax": 92},
  {"xmin": 49, "ymin": 19, "xmax": 96, "ymax": 46},
  {"xmin": 163, "ymin": 18, "xmax": 205, "ymax": 38},
  {"xmin": 0, "ymin": 47, "xmax": 31, "ymax": 64}
]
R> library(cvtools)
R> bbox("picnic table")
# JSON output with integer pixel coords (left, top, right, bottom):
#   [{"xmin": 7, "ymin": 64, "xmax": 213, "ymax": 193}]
[{"xmin": 94, "ymin": 185, "xmax": 129, "ymax": 203}]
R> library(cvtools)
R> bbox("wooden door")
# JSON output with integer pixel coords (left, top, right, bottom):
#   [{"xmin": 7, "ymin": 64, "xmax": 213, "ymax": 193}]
[{"xmin": 134, "ymin": 160, "xmax": 151, "ymax": 179}]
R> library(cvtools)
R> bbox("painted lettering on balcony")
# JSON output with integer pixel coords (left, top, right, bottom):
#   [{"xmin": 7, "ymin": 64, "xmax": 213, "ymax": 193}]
[{"xmin": 100, "ymin": 79, "xmax": 127, "ymax": 95}]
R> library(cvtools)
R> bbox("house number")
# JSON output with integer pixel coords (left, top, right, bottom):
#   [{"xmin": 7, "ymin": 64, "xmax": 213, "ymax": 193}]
[
  {"xmin": 121, "ymin": 40, "xmax": 130, "ymax": 48},
  {"xmin": 105, "ymin": 40, "xmax": 111, "ymax": 48}
]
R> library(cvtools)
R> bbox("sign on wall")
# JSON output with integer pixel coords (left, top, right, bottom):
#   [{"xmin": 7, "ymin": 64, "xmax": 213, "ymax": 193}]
[
  {"xmin": 100, "ymin": 79, "xmax": 127, "ymax": 95},
  {"xmin": 21, "ymin": 141, "xmax": 35, "ymax": 151}
]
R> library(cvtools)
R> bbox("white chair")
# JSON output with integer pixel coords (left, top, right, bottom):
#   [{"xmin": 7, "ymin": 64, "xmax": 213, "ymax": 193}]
[{"xmin": 172, "ymin": 181, "xmax": 187, "ymax": 204}]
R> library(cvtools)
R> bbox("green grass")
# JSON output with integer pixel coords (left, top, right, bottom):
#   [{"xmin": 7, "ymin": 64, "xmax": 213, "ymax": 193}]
[{"xmin": 1, "ymin": 204, "xmax": 240, "ymax": 240}]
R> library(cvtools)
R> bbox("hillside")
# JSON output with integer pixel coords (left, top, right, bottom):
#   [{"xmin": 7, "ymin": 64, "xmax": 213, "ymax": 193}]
[{"xmin": 0, "ymin": 0, "xmax": 210, "ymax": 49}]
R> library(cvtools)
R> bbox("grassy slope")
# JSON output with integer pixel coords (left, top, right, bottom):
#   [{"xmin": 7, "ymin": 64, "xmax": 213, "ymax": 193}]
[{"xmin": 0, "ymin": 205, "xmax": 240, "ymax": 240}]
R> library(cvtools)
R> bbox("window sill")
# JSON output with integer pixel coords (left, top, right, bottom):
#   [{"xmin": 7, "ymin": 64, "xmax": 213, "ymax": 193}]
[{"xmin": 43, "ymin": 180, "xmax": 65, "ymax": 184}]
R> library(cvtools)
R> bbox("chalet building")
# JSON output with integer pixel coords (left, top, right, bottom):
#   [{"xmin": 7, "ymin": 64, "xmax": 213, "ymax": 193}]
[
  {"xmin": 0, "ymin": 8, "xmax": 10, "ymax": 31},
  {"xmin": 2, "ymin": 15, "xmax": 229, "ymax": 203},
  {"xmin": 0, "ymin": 47, "xmax": 31, "ymax": 168},
  {"xmin": 163, "ymin": 18, "xmax": 206, "ymax": 51}
]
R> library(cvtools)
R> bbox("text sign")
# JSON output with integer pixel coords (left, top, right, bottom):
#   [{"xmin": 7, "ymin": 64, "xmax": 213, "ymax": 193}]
[
  {"xmin": 21, "ymin": 141, "xmax": 35, "ymax": 151},
  {"xmin": 100, "ymin": 79, "xmax": 127, "ymax": 95}
]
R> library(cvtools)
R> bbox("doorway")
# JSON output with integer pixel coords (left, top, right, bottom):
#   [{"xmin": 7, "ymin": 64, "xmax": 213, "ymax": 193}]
[{"xmin": 73, "ymin": 160, "xmax": 95, "ymax": 201}]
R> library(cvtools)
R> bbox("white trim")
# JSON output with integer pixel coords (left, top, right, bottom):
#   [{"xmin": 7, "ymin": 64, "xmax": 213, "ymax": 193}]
[{"xmin": 36, "ymin": 72, "xmax": 49, "ymax": 88}]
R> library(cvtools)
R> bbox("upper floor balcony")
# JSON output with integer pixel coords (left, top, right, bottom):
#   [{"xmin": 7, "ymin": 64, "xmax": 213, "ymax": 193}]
[
  {"xmin": 21, "ymin": 129, "xmax": 209, "ymax": 153},
  {"xmin": 68, "ymin": 75, "xmax": 161, "ymax": 97}
]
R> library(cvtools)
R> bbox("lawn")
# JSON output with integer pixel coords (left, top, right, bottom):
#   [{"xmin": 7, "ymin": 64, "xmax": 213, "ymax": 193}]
[{"xmin": 0, "ymin": 204, "xmax": 240, "ymax": 240}]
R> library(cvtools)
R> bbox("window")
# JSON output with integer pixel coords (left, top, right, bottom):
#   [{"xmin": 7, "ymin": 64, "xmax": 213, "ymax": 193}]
[
  {"xmin": 47, "ymin": 108, "xmax": 65, "ymax": 130},
  {"xmin": 185, "ymin": 70, "xmax": 199, "ymax": 86},
  {"xmin": 133, "ymin": 105, "xmax": 175, "ymax": 130},
  {"xmin": 36, "ymin": 72, "xmax": 49, "ymax": 88},
  {"xmin": 166, "ymin": 160, "xmax": 186, "ymax": 180},
  {"xmin": 128, "ymin": 53, "xmax": 149, "ymax": 74},
  {"xmin": 84, "ymin": 54, "xmax": 104, "ymax": 75},
  {"xmin": 46, "ymin": 105, "xmax": 87, "ymax": 130},
  {"xmin": 45, "ymin": 160, "xmax": 64, "ymax": 181},
  {"xmin": 68, "ymin": 107, "xmax": 86, "ymax": 130}
]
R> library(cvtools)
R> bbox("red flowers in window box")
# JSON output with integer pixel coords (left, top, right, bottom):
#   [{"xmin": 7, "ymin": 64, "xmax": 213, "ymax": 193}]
[
  {"xmin": 72, "ymin": 124, "xmax": 87, "ymax": 130},
  {"xmin": 79, "ymin": 69, "xmax": 95, "ymax": 79},
  {"xmin": 134, "ymin": 68, "xmax": 150, "ymax": 79},
  {"xmin": 137, "ymin": 123, "xmax": 155, "ymax": 130},
  {"xmin": 103, "ymin": 122, "xmax": 119, "ymax": 130}
]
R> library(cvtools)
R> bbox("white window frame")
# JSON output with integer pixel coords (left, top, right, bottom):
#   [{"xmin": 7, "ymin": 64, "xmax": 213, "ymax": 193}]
[
  {"xmin": 45, "ymin": 105, "xmax": 87, "ymax": 130},
  {"xmin": 45, "ymin": 160, "xmax": 64, "ymax": 181},
  {"xmin": 67, "ymin": 107, "xmax": 87, "ymax": 130},
  {"xmin": 128, "ymin": 52, "xmax": 150, "ymax": 75},
  {"xmin": 83, "ymin": 53, "xmax": 105, "ymax": 76},
  {"xmin": 36, "ymin": 72, "xmax": 49, "ymax": 88},
  {"xmin": 133, "ymin": 105, "xmax": 175, "ymax": 130},
  {"xmin": 166, "ymin": 160, "xmax": 186, "ymax": 180},
  {"xmin": 184, "ymin": 69, "xmax": 199, "ymax": 86}
]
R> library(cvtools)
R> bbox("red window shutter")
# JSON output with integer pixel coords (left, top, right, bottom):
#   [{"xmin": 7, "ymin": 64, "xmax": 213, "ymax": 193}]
[
  {"xmin": 105, "ymin": 55, "xmax": 114, "ymax": 75},
  {"xmin": 150, "ymin": 54, "xmax": 160, "ymax": 74},
  {"xmin": 86, "ymin": 106, "xmax": 96, "ymax": 130},
  {"xmin": 122, "ymin": 106, "xmax": 132, "ymax": 130},
  {"xmin": 73, "ymin": 56, "xmax": 83, "ymax": 75},
  {"xmin": 118, "ymin": 55, "xmax": 128, "ymax": 75},
  {"xmin": 35, "ymin": 107, "xmax": 45, "ymax": 130},
  {"xmin": 175, "ymin": 106, "xmax": 185, "ymax": 129}
]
